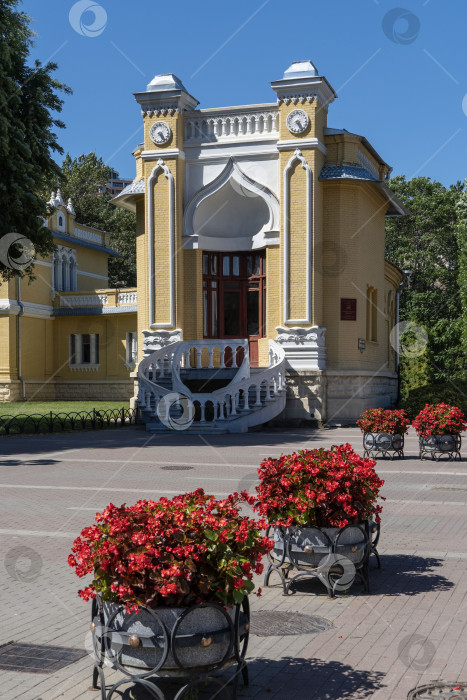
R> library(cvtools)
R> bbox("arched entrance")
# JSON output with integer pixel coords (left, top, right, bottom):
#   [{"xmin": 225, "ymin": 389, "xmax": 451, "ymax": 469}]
[{"xmin": 202, "ymin": 251, "xmax": 266, "ymax": 366}]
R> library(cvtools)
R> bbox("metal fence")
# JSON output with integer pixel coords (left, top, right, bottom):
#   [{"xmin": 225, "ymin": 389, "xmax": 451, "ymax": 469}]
[{"xmin": 0, "ymin": 407, "xmax": 138, "ymax": 436}]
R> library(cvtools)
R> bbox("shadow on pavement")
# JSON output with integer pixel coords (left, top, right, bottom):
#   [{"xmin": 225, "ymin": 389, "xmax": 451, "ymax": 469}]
[{"xmin": 93, "ymin": 656, "xmax": 386, "ymax": 699}]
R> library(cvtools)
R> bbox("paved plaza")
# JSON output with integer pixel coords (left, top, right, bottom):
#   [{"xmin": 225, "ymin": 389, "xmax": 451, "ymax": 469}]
[{"xmin": 1, "ymin": 425, "xmax": 467, "ymax": 699}]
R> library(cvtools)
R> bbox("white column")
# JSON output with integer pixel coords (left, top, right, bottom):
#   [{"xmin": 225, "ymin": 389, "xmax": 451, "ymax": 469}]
[{"xmin": 90, "ymin": 334, "xmax": 98, "ymax": 364}]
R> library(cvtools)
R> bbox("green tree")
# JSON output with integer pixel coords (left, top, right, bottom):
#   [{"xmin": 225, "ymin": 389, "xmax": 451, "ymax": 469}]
[
  {"xmin": 0, "ymin": 0, "xmax": 70, "ymax": 278},
  {"xmin": 456, "ymin": 179, "xmax": 467, "ymax": 351},
  {"xmin": 52, "ymin": 152, "xmax": 136, "ymax": 288},
  {"xmin": 385, "ymin": 176, "xmax": 465, "ymax": 395}
]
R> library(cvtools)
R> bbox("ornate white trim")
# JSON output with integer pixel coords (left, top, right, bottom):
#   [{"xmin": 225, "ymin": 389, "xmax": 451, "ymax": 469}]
[
  {"xmin": 141, "ymin": 106, "xmax": 181, "ymax": 117},
  {"xmin": 141, "ymin": 149, "xmax": 184, "ymax": 161},
  {"xmin": 142, "ymin": 328, "xmax": 182, "ymax": 357},
  {"xmin": 275, "ymin": 326, "xmax": 326, "ymax": 370},
  {"xmin": 183, "ymin": 157, "xmax": 279, "ymax": 243},
  {"xmin": 0, "ymin": 300, "xmax": 54, "ymax": 319},
  {"xmin": 69, "ymin": 364, "xmax": 99, "ymax": 372},
  {"xmin": 277, "ymin": 138, "xmax": 327, "ymax": 155},
  {"xmin": 283, "ymin": 149, "xmax": 312, "ymax": 324},
  {"xmin": 147, "ymin": 159, "xmax": 175, "ymax": 329}
]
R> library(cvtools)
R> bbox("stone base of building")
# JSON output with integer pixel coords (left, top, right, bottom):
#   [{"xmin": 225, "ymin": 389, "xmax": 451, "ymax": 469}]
[
  {"xmin": 325, "ymin": 370, "xmax": 397, "ymax": 425},
  {"xmin": 0, "ymin": 380, "xmax": 134, "ymax": 402},
  {"xmin": 274, "ymin": 369, "xmax": 398, "ymax": 427}
]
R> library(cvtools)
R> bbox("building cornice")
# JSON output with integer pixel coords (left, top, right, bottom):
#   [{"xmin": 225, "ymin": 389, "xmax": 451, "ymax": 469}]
[{"xmin": 277, "ymin": 138, "xmax": 327, "ymax": 155}]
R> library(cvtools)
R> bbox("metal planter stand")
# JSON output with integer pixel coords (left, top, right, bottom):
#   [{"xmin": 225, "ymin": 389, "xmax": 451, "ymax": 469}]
[
  {"xmin": 264, "ymin": 523, "xmax": 371, "ymax": 598},
  {"xmin": 419, "ymin": 433, "xmax": 462, "ymax": 461},
  {"xmin": 363, "ymin": 432, "xmax": 405, "ymax": 460},
  {"xmin": 89, "ymin": 595, "xmax": 250, "ymax": 699}
]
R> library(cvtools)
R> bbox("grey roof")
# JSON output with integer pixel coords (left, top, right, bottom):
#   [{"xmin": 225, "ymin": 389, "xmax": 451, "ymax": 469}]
[
  {"xmin": 117, "ymin": 179, "xmax": 145, "ymax": 197},
  {"xmin": 112, "ymin": 179, "xmax": 145, "ymax": 213},
  {"xmin": 319, "ymin": 165, "xmax": 378, "ymax": 182},
  {"xmin": 53, "ymin": 305, "xmax": 137, "ymax": 317},
  {"xmin": 53, "ymin": 231, "xmax": 119, "ymax": 257}
]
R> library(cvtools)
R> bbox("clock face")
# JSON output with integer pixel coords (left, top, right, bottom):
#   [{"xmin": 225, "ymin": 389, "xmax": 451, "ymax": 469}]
[
  {"xmin": 149, "ymin": 121, "xmax": 172, "ymax": 145},
  {"xmin": 286, "ymin": 109, "xmax": 310, "ymax": 135}
]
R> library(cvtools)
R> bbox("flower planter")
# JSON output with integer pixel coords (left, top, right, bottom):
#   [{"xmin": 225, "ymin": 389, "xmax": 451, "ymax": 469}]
[
  {"xmin": 419, "ymin": 433, "xmax": 462, "ymax": 461},
  {"xmin": 264, "ymin": 523, "xmax": 370, "ymax": 598},
  {"xmin": 363, "ymin": 432, "xmax": 404, "ymax": 460},
  {"xmin": 90, "ymin": 595, "xmax": 250, "ymax": 698}
]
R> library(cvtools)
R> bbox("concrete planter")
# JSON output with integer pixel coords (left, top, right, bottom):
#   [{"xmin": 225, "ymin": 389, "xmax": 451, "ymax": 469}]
[
  {"xmin": 265, "ymin": 523, "xmax": 370, "ymax": 597},
  {"xmin": 419, "ymin": 433, "xmax": 462, "ymax": 461},
  {"xmin": 363, "ymin": 432, "xmax": 404, "ymax": 459}
]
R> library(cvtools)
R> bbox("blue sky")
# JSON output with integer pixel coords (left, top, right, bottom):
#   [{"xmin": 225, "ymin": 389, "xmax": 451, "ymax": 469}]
[{"xmin": 22, "ymin": 0, "xmax": 467, "ymax": 186}]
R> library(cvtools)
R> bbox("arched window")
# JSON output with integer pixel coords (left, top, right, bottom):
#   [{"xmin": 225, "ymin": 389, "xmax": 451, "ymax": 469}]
[
  {"xmin": 54, "ymin": 255, "xmax": 60, "ymax": 291},
  {"xmin": 69, "ymin": 259, "xmax": 75, "ymax": 291},
  {"xmin": 62, "ymin": 254, "xmax": 68, "ymax": 291}
]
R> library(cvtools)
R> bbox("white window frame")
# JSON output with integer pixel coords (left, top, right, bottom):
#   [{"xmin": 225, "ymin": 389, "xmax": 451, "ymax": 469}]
[
  {"xmin": 69, "ymin": 333, "xmax": 99, "ymax": 371},
  {"xmin": 53, "ymin": 246, "xmax": 77, "ymax": 292},
  {"xmin": 125, "ymin": 332, "xmax": 138, "ymax": 370}
]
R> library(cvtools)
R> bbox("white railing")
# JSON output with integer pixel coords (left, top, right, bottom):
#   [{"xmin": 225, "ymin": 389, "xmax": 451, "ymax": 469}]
[
  {"xmin": 118, "ymin": 291, "xmax": 137, "ymax": 305},
  {"xmin": 137, "ymin": 343, "xmax": 180, "ymax": 412},
  {"xmin": 184, "ymin": 109, "xmax": 279, "ymax": 144},
  {"xmin": 74, "ymin": 227, "xmax": 103, "ymax": 245},
  {"xmin": 60, "ymin": 294, "xmax": 108, "ymax": 307},
  {"xmin": 138, "ymin": 339, "xmax": 286, "ymax": 430}
]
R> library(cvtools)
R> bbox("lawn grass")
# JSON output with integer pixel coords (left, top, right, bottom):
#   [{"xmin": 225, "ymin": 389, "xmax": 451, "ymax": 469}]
[
  {"xmin": 0, "ymin": 401, "xmax": 129, "ymax": 417},
  {"xmin": 0, "ymin": 401, "xmax": 135, "ymax": 436}
]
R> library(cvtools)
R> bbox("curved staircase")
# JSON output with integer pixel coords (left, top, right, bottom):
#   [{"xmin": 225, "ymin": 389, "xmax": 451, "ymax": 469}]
[{"xmin": 137, "ymin": 339, "xmax": 286, "ymax": 433}]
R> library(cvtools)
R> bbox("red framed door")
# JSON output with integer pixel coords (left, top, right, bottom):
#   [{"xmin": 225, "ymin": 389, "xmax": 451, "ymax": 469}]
[{"xmin": 202, "ymin": 252, "xmax": 266, "ymax": 366}]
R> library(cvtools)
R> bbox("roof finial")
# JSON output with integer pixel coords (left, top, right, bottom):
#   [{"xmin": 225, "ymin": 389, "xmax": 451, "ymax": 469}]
[{"xmin": 66, "ymin": 198, "xmax": 75, "ymax": 216}]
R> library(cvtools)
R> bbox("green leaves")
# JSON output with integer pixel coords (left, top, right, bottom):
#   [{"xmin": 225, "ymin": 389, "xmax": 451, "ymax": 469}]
[
  {"xmin": 386, "ymin": 176, "xmax": 466, "ymax": 394},
  {"xmin": 0, "ymin": 0, "xmax": 70, "ymax": 279}
]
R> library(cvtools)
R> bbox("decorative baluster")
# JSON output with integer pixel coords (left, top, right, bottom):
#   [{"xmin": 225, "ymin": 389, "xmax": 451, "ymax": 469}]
[
  {"xmin": 196, "ymin": 347, "xmax": 202, "ymax": 369},
  {"xmin": 200, "ymin": 401, "xmax": 206, "ymax": 423},
  {"xmin": 208, "ymin": 348, "xmax": 214, "ymax": 369},
  {"xmin": 255, "ymin": 384, "xmax": 262, "ymax": 407}
]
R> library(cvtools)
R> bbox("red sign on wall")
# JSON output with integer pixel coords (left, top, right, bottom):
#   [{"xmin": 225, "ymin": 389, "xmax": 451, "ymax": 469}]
[{"xmin": 341, "ymin": 298, "xmax": 357, "ymax": 321}]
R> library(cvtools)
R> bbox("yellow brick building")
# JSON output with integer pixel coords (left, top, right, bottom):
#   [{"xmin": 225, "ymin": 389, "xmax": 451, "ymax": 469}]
[
  {"xmin": 0, "ymin": 60, "xmax": 406, "ymax": 429},
  {"xmin": 0, "ymin": 191, "xmax": 137, "ymax": 402},
  {"xmin": 112, "ymin": 60, "xmax": 406, "ymax": 428}
]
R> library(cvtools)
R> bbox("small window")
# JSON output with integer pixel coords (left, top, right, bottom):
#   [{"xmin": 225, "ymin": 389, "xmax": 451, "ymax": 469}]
[
  {"xmin": 126, "ymin": 332, "xmax": 137, "ymax": 367},
  {"xmin": 69, "ymin": 334, "xmax": 99, "ymax": 368},
  {"xmin": 366, "ymin": 287, "xmax": 378, "ymax": 342}
]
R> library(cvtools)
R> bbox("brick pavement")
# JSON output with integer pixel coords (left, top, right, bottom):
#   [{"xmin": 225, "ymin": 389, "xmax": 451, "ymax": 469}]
[{"xmin": 0, "ymin": 426, "xmax": 466, "ymax": 699}]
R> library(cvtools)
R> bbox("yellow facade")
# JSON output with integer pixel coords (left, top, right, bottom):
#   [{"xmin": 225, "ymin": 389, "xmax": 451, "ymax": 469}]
[
  {"xmin": 0, "ymin": 61, "xmax": 406, "ymax": 423},
  {"xmin": 0, "ymin": 196, "xmax": 136, "ymax": 402}
]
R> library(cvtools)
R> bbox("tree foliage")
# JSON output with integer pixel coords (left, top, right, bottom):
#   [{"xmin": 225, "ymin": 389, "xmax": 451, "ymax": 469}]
[
  {"xmin": 385, "ymin": 175, "xmax": 465, "ymax": 395},
  {"xmin": 51, "ymin": 152, "xmax": 136, "ymax": 288},
  {"xmin": 455, "ymin": 180, "xmax": 467, "ymax": 349},
  {"xmin": 0, "ymin": 0, "xmax": 70, "ymax": 278}
]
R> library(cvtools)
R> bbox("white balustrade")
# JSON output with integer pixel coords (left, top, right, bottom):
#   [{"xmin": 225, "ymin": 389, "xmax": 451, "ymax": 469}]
[
  {"xmin": 184, "ymin": 110, "xmax": 279, "ymax": 144},
  {"xmin": 138, "ymin": 338, "xmax": 285, "ymax": 429},
  {"xmin": 118, "ymin": 291, "xmax": 137, "ymax": 305}
]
